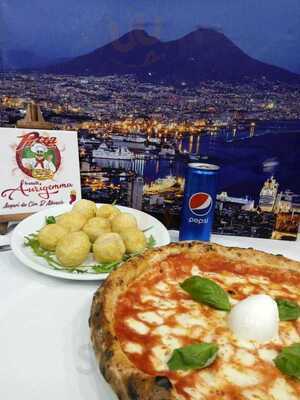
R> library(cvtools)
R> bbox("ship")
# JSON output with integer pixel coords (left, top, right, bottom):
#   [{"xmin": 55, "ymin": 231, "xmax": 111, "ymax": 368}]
[
  {"xmin": 159, "ymin": 144, "xmax": 176, "ymax": 157},
  {"xmin": 92, "ymin": 143, "xmax": 133, "ymax": 160},
  {"xmin": 111, "ymin": 134, "xmax": 146, "ymax": 143},
  {"xmin": 259, "ymin": 176, "xmax": 279, "ymax": 212},
  {"xmin": 144, "ymin": 175, "xmax": 184, "ymax": 195},
  {"xmin": 148, "ymin": 137, "xmax": 161, "ymax": 145}
]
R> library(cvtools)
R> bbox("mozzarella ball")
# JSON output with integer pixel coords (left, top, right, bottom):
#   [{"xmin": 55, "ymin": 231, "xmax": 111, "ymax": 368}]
[
  {"xmin": 93, "ymin": 233, "xmax": 125, "ymax": 263},
  {"xmin": 228, "ymin": 295, "xmax": 279, "ymax": 343},
  {"xmin": 38, "ymin": 224, "xmax": 67, "ymax": 251},
  {"xmin": 82, "ymin": 217, "xmax": 111, "ymax": 242},
  {"xmin": 111, "ymin": 213, "xmax": 138, "ymax": 233},
  {"xmin": 56, "ymin": 211, "xmax": 86, "ymax": 232},
  {"xmin": 55, "ymin": 231, "xmax": 91, "ymax": 267},
  {"xmin": 96, "ymin": 204, "xmax": 121, "ymax": 221},
  {"xmin": 119, "ymin": 228, "xmax": 147, "ymax": 254},
  {"xmin": 72, "ymin": 199, "xmax": 97, "ymax": 220}
]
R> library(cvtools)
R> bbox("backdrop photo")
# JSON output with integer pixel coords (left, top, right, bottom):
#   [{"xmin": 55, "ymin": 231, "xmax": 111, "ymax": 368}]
[{"xmin": 1, "ymin": 0, "xmax": 300, "ymax": 240}]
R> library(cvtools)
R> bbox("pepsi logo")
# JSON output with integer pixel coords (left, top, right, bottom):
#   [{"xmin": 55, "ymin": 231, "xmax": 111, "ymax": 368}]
[{"xmin": 189, "ymin": 192, "xmax": 212, "ymax": 216}]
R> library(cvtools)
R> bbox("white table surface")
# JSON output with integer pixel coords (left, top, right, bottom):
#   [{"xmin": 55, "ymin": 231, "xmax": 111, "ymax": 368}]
[{"xmin": 0, "ymin": 232, "xmax": 299, "ymax": 400}]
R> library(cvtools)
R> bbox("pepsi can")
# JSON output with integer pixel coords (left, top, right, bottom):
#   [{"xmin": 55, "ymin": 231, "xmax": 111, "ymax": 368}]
[{"xmin": 179, "ymin": 163, "xmax": 219, "ymax": 241}]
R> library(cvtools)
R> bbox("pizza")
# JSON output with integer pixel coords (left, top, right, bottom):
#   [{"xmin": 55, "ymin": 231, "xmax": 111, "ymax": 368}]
[{"xmin": 90, "ymin": 242, "xmax": 300, "ymax": 400}]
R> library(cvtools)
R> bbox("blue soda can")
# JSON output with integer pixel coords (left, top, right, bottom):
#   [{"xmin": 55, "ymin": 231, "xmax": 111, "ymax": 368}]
[{"xmin": 179, "ymin": 163, "xmax": 220, "ymax": 242}]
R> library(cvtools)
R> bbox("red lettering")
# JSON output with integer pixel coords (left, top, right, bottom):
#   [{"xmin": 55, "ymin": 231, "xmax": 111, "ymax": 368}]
[{"xmin": 17, "ymin": 132, "xmax": 57, "ymax": 151}]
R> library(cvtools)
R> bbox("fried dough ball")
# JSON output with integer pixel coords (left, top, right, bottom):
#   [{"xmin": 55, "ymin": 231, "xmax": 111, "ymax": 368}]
[
  {"xmin": 56, "ymin": 211, "xmax": 86, "ymax": 232},
  {"xmin": 119, "ymin": 228, "xmax": 147, "ymax": 254},
  {"xmin": 38, "ymin": 224, "xmax": 67, "ymax": 251},
  {"xmin": 55, "ymin": 231, "xmax": 91, "ymax": 267},
  {"xmin": 96, "ymin": 204, "xmax": 121, "ymax": 221},
  {"xmin": 111, "ymin": 212, "xmax": 137, "ymax": 233},
  {"xmin": 82, "ymin": 217, "xmax": 111, "ymax": 242},
  {"xmin": 72, "ymin": 199, "xmax": 97, "ymax": 220},
  {"xmin": 93, "ymin": 233, "xmax": 125, "ymax": 263}
]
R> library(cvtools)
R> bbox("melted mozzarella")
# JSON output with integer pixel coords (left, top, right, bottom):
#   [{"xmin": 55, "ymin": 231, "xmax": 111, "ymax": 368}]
[
  {"xmin": 151, "ymin": 345, "xmax": 170, "ymax": 371},
  {"xmin": 270, "ymin": 378, "xmax": 298, "ymax": 400},
  {"xmin": 126, "ymin": 318, "xmax": 149, "ymax": 334},
  {"xmin": 124, "ymin": 342, "xmax": 143, "ymax": 354},
  {"xmin": 175, "ymin": 313, "xmax": 206, "ymax": 327},
  {"xmin": 137, "ymin": 311, "xmax": 163, "ymax": 325},
  {"xmin": 140, "ymin": 294, "xmax": 177, "ymax": 309},
  {"xmin": 154, "ymin": 281, "xmax": 170, "ymax": 292},
  {"xmin": 243, "ymin": 388, "xmax": 269, "ymax": 400},
  {"xmin": 223, "ymin": 366, "xmax": 262, "ymax": 386},
  {"xmin": 258, "ymin": 348, "xmax": 278, "ymax": 363},
  {"xmin": 235, "ymin": 349, "xmax": 256, "ymax": 366}
]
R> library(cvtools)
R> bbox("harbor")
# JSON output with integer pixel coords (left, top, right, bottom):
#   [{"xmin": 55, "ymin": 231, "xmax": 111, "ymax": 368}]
[{"xmin": 78, "ymin": 126, "xmax": 300, "ymax": 239}]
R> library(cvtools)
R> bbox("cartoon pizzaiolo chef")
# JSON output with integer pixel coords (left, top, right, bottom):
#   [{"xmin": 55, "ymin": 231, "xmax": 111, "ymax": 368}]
[{"xmin": 22, "ymin": 142, "xmax": 56, "ymax": 175}]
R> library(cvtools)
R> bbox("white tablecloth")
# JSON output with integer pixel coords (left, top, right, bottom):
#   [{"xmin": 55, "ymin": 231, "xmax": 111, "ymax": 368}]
[{"xmin": 0, "ymin": 233, "xmax": 299, "ymax": 400}]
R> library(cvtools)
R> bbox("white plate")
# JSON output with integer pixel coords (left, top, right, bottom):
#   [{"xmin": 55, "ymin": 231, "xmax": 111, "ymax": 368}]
[{"xmin": 11, "ymin": 204, "xmax": 170, "ymax": 281}]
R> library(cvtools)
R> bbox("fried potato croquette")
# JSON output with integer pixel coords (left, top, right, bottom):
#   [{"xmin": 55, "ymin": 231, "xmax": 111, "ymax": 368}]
[
  {"xmin": 82, "ymin": 217, "xmax": 111, "ymax": 242},
  {"xmin": 72, "ymin": 199, "xmax": 97, "ymax": 220},
  {"xmin": 55, "ymin": 231, "xmax": 91, "ymax": 267},
  {"xmin": 96, "ymin": 204, "xmax": 121, "ymax": 221},
  {"xmin": 56, "ymin": 211, "xmax": 86, "ymax": 232},
  {"xmin": 38, "ymin": 224, "xmax": 67, "ymax": 251},
  {"xmin": 93, "ymin": 232, "xmax": 125, "ymax": 263},
  {"xmin": 119, "ymin": 228, "xmax": 147, "ymax": 254},
  {"xmin": 111, "ymin": 212, "xmax": 138, "ymax": 233}
]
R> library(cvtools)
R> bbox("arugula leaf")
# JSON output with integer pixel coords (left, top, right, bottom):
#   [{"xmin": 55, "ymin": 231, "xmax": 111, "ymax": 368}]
[
  {"xmin": 45, "ymin": 216, "xmax": 56, "ymax": 225},
  {"xmin": 24, "ymin": 234, "xmax": 62, "ymax": 269},
  {"xmin": 168, "ymin": 343, "xmax": 218, "ymax": 371},
  {"xmin": 147, "ymin": 235, "xmax": 156, "ymax": 248},
  {"xmin": 274, "ymin": 343, "xmax": 300, "ymax": 380},
  {"xmin": 276, "ymin": 299, "xmax": 300, "ymax": 321},
  {"xmin": 24, "ymin": 231, "xmax": 157, "ymax": 274},
  {"xmin": 91, "ymin": 261, "xmax": 121, "ymax": 273},
  {"xmin": 180, "ymin": 276, "xmax": 231, "ymax": 311},
  {"xmin": 143, "ymin": 226, "xmax": 153, "ymax": 233}
]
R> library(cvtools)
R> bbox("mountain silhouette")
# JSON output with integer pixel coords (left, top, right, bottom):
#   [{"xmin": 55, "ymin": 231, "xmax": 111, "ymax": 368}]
[{"xmin": 45, "ymin": 28, "xmax": 300, "ymax": 84}]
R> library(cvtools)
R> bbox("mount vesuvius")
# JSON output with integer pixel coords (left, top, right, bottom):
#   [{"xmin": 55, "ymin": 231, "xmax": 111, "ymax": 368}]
[{"xmin": 45, "ymin": 28, "xmax": 300, "ymax": 84}]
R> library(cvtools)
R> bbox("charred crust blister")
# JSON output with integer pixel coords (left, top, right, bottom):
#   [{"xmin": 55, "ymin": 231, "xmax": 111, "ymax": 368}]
[
  {"xmin": 104, "ymin": 350, "xmax": 114, "ymax": 360},
  {"xmin": 127, "ymin": 378, "xmax": 140, "ymax": 400},
  {"xmin": 99, "ymin": 361, "xmax": 106, "ymax": 379},
  {"xmin": 155, "ymin": 376, "xmax": 173, "ymax": 390}
]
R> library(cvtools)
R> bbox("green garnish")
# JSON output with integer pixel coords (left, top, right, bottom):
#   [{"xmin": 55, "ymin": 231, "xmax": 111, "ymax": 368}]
[
  {"xmin": 168, "ymin": 343, "xmax": 218, "ymax": 371},
  {"xmin": 24, "ymin": 234, "xmax": 62, "ymax": 269},
  {"xmin": 143, "ymin": 226, "xmax": 153, "ymax": 233},
  {"xmin": 45, "ymin": 216, "xmax": 56, "ymax": 224},
  {"xmin": 147, "ymin": 235, "xmax": 156, "ymax": 248},
  {"xmin": 111, "ymin": 199, "xmax": 117, "ymax": 206},
  {"xmin": 180, "ymin": 276, "xmax": 231, "ymax": 311},
  {"xmin": 276, "ymin": 299, "xmax": 300, "ymax": 321},
  {"xmin": 24, "ymin": 232, "xmax": 157, "ymax": 274},
  {"xmin": 274, "ymin": 343, "xmax": 300, "ymax": 380}
]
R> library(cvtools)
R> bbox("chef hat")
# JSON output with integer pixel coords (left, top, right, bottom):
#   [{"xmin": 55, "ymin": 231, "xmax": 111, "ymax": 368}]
[{"xmin": 31, "ymin": 143, "xmax": 47, "ymax": 154}]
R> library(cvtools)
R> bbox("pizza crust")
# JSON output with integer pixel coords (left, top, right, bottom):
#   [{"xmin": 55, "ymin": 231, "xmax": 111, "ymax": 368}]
[{"xmin": 89, "ymin": 241, "xmax": 300, "ymax": 400}]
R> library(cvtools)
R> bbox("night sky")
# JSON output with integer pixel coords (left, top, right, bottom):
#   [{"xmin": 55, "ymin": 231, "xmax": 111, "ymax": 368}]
[{"xmin": 1, "ymin": 0, "xmax": 300, "ymax": 72}]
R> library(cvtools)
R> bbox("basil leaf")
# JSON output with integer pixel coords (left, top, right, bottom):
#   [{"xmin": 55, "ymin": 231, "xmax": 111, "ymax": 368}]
[
  {"xmin": 180, "ymin": 276, "xmax": 231, "ymax": 311},
  {"xmin": 276, "ymin": 299, "xmax": 300, "ymax": 321},
  {"xmin": 274, "ymin": 343, "xmax": 300, "ymax": 380},
  {"xmin": 168, "ymin": 343, "xmax": 218, "ymax": 371},
  {"xmin": 45, "ymin": 216, "xmax": 56, "ymax": 225}
]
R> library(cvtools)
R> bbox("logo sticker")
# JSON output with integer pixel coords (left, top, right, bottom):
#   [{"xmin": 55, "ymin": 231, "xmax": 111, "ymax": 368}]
[
  {"xmin": 189, "ymin": 192, "xmax": 212, "ymax": 216},
  {"xmin": 16, "ymin": 131, "xmax": 61, "ymax": 181}
]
